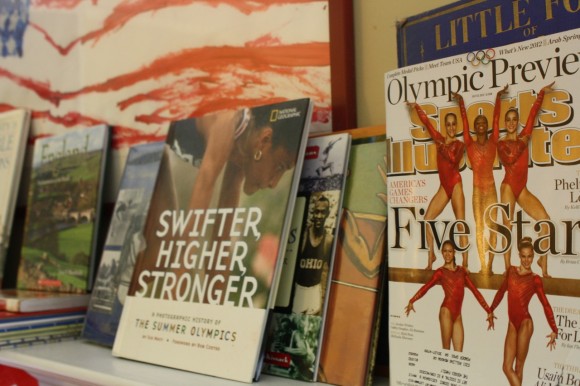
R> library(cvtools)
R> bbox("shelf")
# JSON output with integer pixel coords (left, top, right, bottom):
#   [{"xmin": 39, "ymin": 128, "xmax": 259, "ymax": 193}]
[{"xmin": 0, "ymin": 340, "xmax": 328, "ymax": 385}]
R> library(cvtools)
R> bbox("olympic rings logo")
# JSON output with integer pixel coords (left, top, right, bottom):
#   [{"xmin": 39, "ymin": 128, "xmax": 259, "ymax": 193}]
[{"xmin": 466, "ymin": 48, "xmax": 496, "ymax": 66}]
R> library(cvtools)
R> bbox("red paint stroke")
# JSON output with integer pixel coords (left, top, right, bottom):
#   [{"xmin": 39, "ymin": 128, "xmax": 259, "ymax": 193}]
[
  {"xmin": 31, "ymin": 0, "xmax": 318, "ymax": 55},
  {"xmin": 0, "ymin": 68, "xmax": 61, "ymax": 105},
  {"xmin": 32, "ymin": 0, "xmax": 89, "ymax": 9},
  {"xmin": 62, "ymin": 43, "xmax": 329, "ymax": 100},
  {"xmin": 29, "ymin": 110, "xmax": 165, "ymax": 148},
  {"xmin": 1, "ymin": 42, "xmax": 328, "ymax": 108}
]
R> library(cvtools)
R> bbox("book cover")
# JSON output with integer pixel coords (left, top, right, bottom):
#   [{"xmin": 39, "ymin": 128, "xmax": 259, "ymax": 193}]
[
  {"xmin": 262, "ymin": 133, "xmax": 351, "ymax": 381},
  {"xmin": 0, "ymin": 289, "xmax": 89, "ymax": 313},
  {"xmin": 317, "ymin": 126, "xmax": 388, "ymax": 386},
  {"xmin": 397, "ymin": 0, "xmax": 580, "ymax": 67},
  {"xmin": 83, "ymin": 141, "xmax": 164, "ymax": 347},
  {"xmin": 112, "ymin": 99, "xmax": 312, "ymax": 383},
  {"xmin": 16, "ymin": 124, "xmax": 110, "ymax": 293},
  {"xmin": 386, "ymin": 28, "xmax": 580, "ymax": 386},
  {"xmin": 0, "ymin": 109, "xmax": 31, "ymax": 287}
]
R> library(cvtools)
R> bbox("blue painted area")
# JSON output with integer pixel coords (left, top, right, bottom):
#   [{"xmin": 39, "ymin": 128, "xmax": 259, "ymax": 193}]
[{"xmin": 0, "ymin": 0, "xmax": 29, "ymax": 57}]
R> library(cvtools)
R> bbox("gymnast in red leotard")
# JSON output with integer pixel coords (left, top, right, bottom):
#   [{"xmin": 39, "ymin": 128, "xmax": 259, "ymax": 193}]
[
  {"xmin": 405, "ymin": 241, "xmax": 494, "ymax": 352},
  {"xmin": 490, "ymin": 236, "xmax": 557, "ymax": 386},
  {"xmin": 407, "ymin": 102, "xmax": 468, "ymax": 269},
  {"xmin": 497, "ymin": 83, "xmax": 554, "ymax": 276},
  {"xmin": 452, "ymin": 91, "xmax": 500, "ymax": 275}
]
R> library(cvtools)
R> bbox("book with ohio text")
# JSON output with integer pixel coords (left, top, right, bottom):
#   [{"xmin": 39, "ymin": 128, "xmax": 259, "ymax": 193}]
[
  {"xmin": 262, "ymin": 132, "xmax": 351, "ymax": 382},
  {"xmin": 112, "ymin": 99, "xmax": 312, "ymax": 383}
]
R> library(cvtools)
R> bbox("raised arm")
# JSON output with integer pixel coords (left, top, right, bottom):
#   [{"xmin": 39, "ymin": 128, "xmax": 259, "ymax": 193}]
[
  {"xmin": 521, "ymin": 82, "xmax": 554, "ymax": 139},
  {"xmin": 452, "ymin": 92, "xmax": 471, "ymax": 145},
  {"xmin": 492, "ymin": 84, "xmax": 509, "ymax": 142},
  {"xmin": 407, "ymin": 101, "xmax": 445, "ymax": 144}
]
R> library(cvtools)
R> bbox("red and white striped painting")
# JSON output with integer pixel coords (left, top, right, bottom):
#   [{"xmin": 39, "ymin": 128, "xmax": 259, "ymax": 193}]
[{"xmin": 0, "ymin": 0, "xmax": 332, "ymax": 194}]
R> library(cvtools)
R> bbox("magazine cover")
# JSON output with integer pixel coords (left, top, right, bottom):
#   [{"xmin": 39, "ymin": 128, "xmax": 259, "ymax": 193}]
[
  {"xmin": 397, "ymin": 0, "xmax": 580, "ymax": 67},
  {"xmin": 16, "ymin": 124, "xmax": 110, "ymax": 293},
  {"xmin": 0, "ymin": 109, "xmax": 30, "ymax": 286},
  {"xmin": 386, "ymin": 29, "xmax": 580, "ymax": 385},
  {"xmin": 83, "ymin": 141, "xmax": 164, "ymax": 346},
  {"xmin": 262, "ymin": 132, "xmax": 351, "ymax": 381},
  {"xmin": 112, "ymin": 99, "xmax": 312, "ymax": 383},
  {"xmin": 318, "ymin": 126, "xmax": 388, "ymax": 386}
]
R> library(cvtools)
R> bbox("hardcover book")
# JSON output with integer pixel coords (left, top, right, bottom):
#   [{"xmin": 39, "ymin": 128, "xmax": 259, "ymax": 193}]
[
  {"xmin": 83, "ymin": 141, "xmax": 164, "ymax": 346},
  {"xmin": 16, "ymin": 124, "xmax": 110, "ymax": 293},
  {"xmin": 386, "ymin": 28, "xmax": 580, "ymax": 386},
  {"xmin": 262, "ymin": 132, "xmax": 351, "ymax": 381},
  {"xmin": 112, "ymin": 99, "xmax": 312, "ymax": 383},
  {"xmin": 317, "ymin": 126, "xmax": 388, "ymax": 386},
  {"xmin": 397, "ymin": 0, "xmax": 580, "ymax": 67},
  {"xmin": 0, "ymin": 289, "xmax": 89, "ymax": 313},
  {"xmin": 0, "ymin": 109, "xmax": 31, "ymax": 286}
]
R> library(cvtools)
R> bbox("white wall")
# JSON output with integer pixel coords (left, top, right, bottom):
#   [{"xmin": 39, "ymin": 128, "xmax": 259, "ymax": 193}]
[{"xmin": 353, "ymin": 0, "xmax": 456, "ymax": 128}]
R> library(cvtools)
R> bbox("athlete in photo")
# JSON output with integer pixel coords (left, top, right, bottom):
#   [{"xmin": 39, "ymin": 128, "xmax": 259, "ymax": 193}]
[
  {"xmin": 292, "ymin": 195, "xmax": 334, "ymax": 315},
  {"xmin": 407, "ymin": 101, "xmax": 468, "ymax": 270},
  {"xmin": 453, "ymin": 91, "xmax": 500, "ymax": 275},
  {"xmin": 490, "ymin": 236, "xmax": 557, "ymax": 386},
  {"xmin": 404, "ymin": 240, "xmax": 495, "ymax": 352},
  {"xmin": 497, "ymin": 82, "xmax": 554, "ymax": 277}
]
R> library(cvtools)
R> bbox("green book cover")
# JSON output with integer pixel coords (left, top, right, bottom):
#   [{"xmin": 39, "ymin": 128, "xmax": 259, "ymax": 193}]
[{"xmin": 17, "ymin": 124, "xmax": 110, "ymax": 293}]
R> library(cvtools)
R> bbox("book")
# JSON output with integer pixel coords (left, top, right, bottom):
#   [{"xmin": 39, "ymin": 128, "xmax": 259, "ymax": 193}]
[
  {"xmin": 16, "ymin": 124, "xmax": 110, "ymax": 293},
  {"xmin": 317, "ymin": 126, "xmax": 388, "ymax": 386},
  {"xmin": 0, "ymin": 109, "xmax": 31, "ymax": 287},
  {"xmin": 262, "ymin": 132, "xmax": 351, "ymax": 381},
  {"xmin": 83, "ymin": 141, "xmax": 164, "ymax": 346},
  {"xmin": 386, "ymin": 28, "xmax": 580, "ymax": 385},
  {"xmin": 396, "ymin": 0, "xmax": 580, "ymax": 67},
  {"xmin": 112, "ymin": 99, "xmax": 313, "ymax": 383},
  {"xmin": 0, "ymin": 289, "xmax": 89, "ymax": 313}
]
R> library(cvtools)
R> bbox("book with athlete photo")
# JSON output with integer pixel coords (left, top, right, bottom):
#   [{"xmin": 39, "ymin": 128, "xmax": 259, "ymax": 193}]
[
  {"xmin": 386, "ymin": 28, "xmax": 580, "ymax": 386},
  {"xmin": 112, "ymin": 99, "xmax": 312, "ymax": 383},
  {"xmin": 262, "ymin": 132, "xmax": 351, "ymax": 381},
  {"xmin": 83, "ymin": 141, "xmax": 164, "ymax": 347}
]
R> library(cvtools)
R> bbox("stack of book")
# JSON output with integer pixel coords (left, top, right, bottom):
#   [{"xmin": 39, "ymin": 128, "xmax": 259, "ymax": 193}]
[{"xmin": 0, "ymin": 290, "xmax": 89, "ymax": 349}]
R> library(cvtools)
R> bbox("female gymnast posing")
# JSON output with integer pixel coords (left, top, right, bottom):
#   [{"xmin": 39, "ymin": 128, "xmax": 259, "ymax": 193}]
[
  {"xmin": 407, "ymin": 102, "xmax": 468, "ymax": 270},
  {"xmin": 405, "ymin": 240, "xmax": 494, "ymax": 352},
  {"xmin": 490, "ymin": 236, "xmax": 557, "ymax": 386},
  {"xmin": 497, "ymin": 82, "xmax": 554, "ymax": 277},
  {"xmin": 452, "ymin": 90, "xmax": 500, "ymax": 275}
]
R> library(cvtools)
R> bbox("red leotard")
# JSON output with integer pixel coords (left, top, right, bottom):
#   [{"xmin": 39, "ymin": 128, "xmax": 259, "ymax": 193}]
[
  {"xmin": 490, "ymin": 266, "xmax": 557, "ymax": 333},
  {"xmin": 459, "ymin": 95, "xmax": 500, "ymax": 190},
  {"xmin": 415, "ymin": 105, "xmax": 465, "ymax": 198},
  {"xmin": 497, "ymin": 90, "xmax": 545, "ymax": 198},
  {"xmin": 410, "ymin": 266, "xmax": 491, "ymax": 321}
]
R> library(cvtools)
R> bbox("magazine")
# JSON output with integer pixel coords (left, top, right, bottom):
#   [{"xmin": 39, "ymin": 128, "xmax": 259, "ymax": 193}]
[
  {"xmin": 112, "ymin": 99, "xmax": 312, "ymax": 383},
  {"xmin": 386, "ymin": 28, "xmax": 580, "ymax": 386}
]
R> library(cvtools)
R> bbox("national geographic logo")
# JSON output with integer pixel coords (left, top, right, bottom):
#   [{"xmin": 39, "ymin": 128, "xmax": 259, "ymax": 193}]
[{"xmin": 270, "ymin": 107, "xmax": 301, "ymax": 121}]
